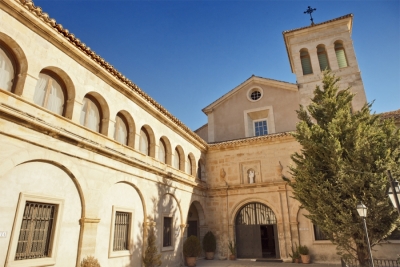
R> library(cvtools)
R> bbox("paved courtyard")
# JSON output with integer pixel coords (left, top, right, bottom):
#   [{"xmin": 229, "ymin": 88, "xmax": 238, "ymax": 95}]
[{"xmin": 195, "ymin": 259, "xmax": 342, "ymax": 267}]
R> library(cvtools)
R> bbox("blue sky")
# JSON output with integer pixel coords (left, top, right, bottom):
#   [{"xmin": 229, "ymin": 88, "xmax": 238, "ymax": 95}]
[{"xmin": 34, "ymin": 0, "xmax": 399, "ymax": 130}]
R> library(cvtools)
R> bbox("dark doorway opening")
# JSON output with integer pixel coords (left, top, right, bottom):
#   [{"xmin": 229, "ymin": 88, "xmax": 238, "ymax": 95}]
[
  {"xmin": 260, "ymin": 225, "xmax": 275, "ymax": 258},
  {"xmin": 187, "ymin": 220, "xmax": 198, "ymax": 238},
  {"xmin": 235, "ymin": 202, "xmax": 280, "ymax": 259}
]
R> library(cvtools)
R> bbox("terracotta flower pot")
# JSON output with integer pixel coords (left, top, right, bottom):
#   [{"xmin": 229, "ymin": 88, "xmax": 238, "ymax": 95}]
[
  {"xmin": 294, "ymin": 258, "xmax": 301, "ymax": 263},
  {"xmin": 205, "ymin": 252, "xmax": 214, "ymax": 260},
  {"xmin": 229, "ymin": 254, "xmax": 236, "ymax": 260},
  {"xmin": 301, "ymin": 254, "xmax": 310, "ymax": 264},
  {"xmin": 186, "ymin": 257, "xmax": 197, "ymax": 267}
]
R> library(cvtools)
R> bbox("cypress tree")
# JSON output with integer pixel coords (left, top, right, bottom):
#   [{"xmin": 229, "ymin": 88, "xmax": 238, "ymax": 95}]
[
  {"xmin": 142, "ymin": 226, "xmax": 162, "ymax": 267},
  {"xmin": 287, "ymin": 71, "xmax": 400, "ymax": 265}
]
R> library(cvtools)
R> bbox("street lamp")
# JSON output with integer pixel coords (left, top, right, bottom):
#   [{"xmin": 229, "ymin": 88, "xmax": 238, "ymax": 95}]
[
  {"xmin": 356, "ymin": 202, "xmax": 374, "ymax": 267},
  {"xmin": 387, "ymin": 170, "xmax": 400, "ymax": 215}
]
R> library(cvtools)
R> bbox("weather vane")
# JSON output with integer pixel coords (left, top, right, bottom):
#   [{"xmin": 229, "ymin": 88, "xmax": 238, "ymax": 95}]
[{"xmin": 304, "ymin": 6, "xmax": 317, "ymax": 25}]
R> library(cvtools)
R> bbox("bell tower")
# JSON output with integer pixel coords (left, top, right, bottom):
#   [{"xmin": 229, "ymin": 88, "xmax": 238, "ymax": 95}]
[{"xmin": 283, "ymin": 14, "xmax": 367, "ymax": 111}]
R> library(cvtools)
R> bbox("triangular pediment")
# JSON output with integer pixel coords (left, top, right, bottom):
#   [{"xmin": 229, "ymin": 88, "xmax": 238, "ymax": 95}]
[{"xmin": 202, "ymin": 75, "xmax": 297, "ymax": 114}]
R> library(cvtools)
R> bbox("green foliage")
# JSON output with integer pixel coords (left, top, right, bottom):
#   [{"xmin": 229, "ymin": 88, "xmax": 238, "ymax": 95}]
[
  {"xmin": 289, "ymin": 243, "xmax": 301, "ymax": 260},
  {"xmin": 80, "ymin": 256, "xmax": 101, "ymax": 267},
  {"xmin": 183, "ymin": 235, "xmax": 202, "ymax": 257},
  {"xmin": 228, "ymin": 240, "xmax": 236, "ymax": 255},
  {"xmin": 287, "ymin": 71, "xmax": 400, "ymax": 265},
  {"xmin": 298, "ymin": 245, "xmax": 309, "ymax": 255},
  {"xmin": 142, "ymin": 227, "xmax": 162, "ymax": 267},
  {"xmin": 202, "ymin": 231, "xmax": 216, "ymax": 252}
]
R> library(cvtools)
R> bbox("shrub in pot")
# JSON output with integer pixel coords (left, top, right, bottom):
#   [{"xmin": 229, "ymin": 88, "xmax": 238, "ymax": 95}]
[
  {"xmin": 183, "ymin": 235, "xmax": 202, "ymax": 267},
  {"xmin": 289, "ymin": 243, "xmax": 301, "ymax": 263},
  {"xmin": 202, "ymin": 231, "xmax": 216, "ymax": 260},
  {"xmin": 298, "ymin": 245, "xmax": 310, "ymax": 264},
  {"xmin": 228, "ymin": 240, "xmax": 236, "ymax": 260}
]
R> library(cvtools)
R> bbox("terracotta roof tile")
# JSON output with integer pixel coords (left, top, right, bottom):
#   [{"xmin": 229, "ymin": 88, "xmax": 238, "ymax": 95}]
[{"xmin": 380, "ymin": 109, "xmax": 400, "ymax": 122}]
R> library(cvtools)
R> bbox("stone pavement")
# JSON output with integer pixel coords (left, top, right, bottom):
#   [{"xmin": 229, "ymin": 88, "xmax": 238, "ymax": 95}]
[{"xmin": 195, "ymin": 259, "xmax": 342, "ymax": 267}]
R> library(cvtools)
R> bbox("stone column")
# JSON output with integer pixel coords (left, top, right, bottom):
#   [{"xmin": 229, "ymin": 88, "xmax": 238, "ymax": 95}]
[
  {"xmin": 278, "ymin": 186, "xmax": 293, "ymax": 262},
  {"xmin": 76, "ymin": 217, "xmax": 101, "ymax": 266}
]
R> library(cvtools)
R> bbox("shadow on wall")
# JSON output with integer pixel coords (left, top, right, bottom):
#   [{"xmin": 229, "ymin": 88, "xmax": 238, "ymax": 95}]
[{"xmin": 125, "ymin": 177, "xmax": 181, "ymax": 267}]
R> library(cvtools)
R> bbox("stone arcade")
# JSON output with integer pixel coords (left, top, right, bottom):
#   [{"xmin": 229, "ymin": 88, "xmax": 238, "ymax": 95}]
[{"xmin": 0, "ymin": 0, "xmax": 398, "ymax": 266}]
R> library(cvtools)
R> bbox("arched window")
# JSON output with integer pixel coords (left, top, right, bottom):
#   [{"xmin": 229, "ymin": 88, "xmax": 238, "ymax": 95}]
[
  {"xmin": 0, "ymin": 43, "xmax": 16, "ymax": 92},
  {"xmin": 186, "ymin": 156, "xmax": 192, "ymax": 175},
  {"xmin": 300, "ymin": 49, "xmax": 313, "ymax": 75},
  {"xmin": 197, "ymin": 160, "xmax": 202, "ymax": 180},
  {"xmin": 80, "ymin": 96, "xmax": 101, "ymax": 132},
  {"xmin": 334, "ymin": 41, "xmax": 348, "ymax": 68},
  {"xmin": 317, "ymin": 45, "xmax": 330, "ymax": 71},
  {"xmin": 139, "ymin": 128, "xmax": 150, "ymax": 156},
  {"xmin": 114, "ymin": 113, "xmax": 128, "ymax": 145},
  {"xmin": 158, "ymin": 139, "xmax": 166, "ymax": 163},
  {"xmin": 33, "ymin": 72, "xmax": 65, "ymax": 115},
  {"xmin": 173, "ymin": 148, "xmax": 180, "ymax": 170}
]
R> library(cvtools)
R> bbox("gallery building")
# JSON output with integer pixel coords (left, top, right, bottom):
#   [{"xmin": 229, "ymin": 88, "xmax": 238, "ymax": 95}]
[{"xmin": 0, "ymin": 0, "xmax": 398, "ymax": 266}]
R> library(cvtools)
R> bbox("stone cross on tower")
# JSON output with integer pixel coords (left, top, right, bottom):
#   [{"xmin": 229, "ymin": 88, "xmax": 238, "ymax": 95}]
[{"xmin": 304, "ymin": 6, "xmax": 317, "ymax": 25}]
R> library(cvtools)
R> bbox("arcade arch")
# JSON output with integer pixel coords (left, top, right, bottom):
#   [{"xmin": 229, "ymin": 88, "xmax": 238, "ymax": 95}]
[{"xmin": 234, "ymin": 202, "xmax": 280, "ymax": 259}]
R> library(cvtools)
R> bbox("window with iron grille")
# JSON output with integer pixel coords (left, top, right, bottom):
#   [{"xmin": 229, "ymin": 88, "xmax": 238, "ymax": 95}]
[
  {"xmin": 15, "ymin": 201, "xmax": 56, "ymax": 260},
  {"xmin": 313, "ymin": 224, "xmax": 329, "ymax": 241},
  {"xmin": 163, "ymin": 217, "xmax": 172, "ymax": 247},
  {"xmin": 113, "ymin": 211, "xmax": 130, "ymax": 251}
]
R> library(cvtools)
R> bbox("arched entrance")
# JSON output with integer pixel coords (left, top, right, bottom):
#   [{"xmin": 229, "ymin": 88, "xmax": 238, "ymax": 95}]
[
  {"xmin": 235, "ymin": 202, "xmax": 279, "ymax": 258},
  {"xmin": 186, "ymin": 201, "xmax": 205, "ymax": 239}
]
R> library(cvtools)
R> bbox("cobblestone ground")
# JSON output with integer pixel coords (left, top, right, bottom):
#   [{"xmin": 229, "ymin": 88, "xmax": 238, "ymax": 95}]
[{"xmin": 195, "ymin": 259, "xmax": 342, "ymax": 267}]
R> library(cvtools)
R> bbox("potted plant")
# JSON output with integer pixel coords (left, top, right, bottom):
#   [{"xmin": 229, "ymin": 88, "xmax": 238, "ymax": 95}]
[
  {"xmin": 298, "ymin": 245, "xmax": 310, "ymax": 264},
  {"xmin": 228, "ymin": 240, "xmax": 236, "ymax": 260},
  {"xmin": 289, "ymin": 243, "xmax": 301, "ymax": 263},
  {"xmin": 202, "ymin": 231, "xmax": 216, "ymax": 260},
  {"xmin": 183, "ymin": 235, "xmax": 201, "ymax": 267}
]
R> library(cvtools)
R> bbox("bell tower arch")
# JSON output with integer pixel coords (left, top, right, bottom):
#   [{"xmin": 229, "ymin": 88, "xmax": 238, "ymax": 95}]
[{"xmin": 283, "ymin": 14, "xmax": 367, "ymax": 111}]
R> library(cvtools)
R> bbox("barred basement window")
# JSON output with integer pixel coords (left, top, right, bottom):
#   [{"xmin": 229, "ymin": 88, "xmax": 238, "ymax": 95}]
[
  {"xmin": 113, "ymin": 211, "xmax": 130, "ymax": 251},
  {"xmin": 163, "ymin": 217, "xmax": 172, "ymax": 247},
  {"xmin": 15, "ymin": 202, "xmax": 56, "ymax": 260}
]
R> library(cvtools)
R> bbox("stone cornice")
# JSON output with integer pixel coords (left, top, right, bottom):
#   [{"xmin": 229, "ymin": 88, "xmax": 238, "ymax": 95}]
[
  {"xmin": 208, "ymin": 131, "xmax": 295, "ymax": 150},
  {"xmin": 0, "ymin": 101, "xmax": 208, "ymax": 190},
  {"xmin": 4, "ymin": 0, "xmax": 207, "ymax": 149}
]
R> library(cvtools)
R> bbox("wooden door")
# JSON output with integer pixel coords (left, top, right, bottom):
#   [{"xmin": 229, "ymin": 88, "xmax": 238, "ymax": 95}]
[{"xmin": 236, "ymin": 225, "xmax": 262, "ymax": 258}]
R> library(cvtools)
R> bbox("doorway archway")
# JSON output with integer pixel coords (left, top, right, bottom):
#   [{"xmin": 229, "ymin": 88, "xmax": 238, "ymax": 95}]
[{"xmin": 235, "ymin": 202, "xmax": 279, "ymax": 258}]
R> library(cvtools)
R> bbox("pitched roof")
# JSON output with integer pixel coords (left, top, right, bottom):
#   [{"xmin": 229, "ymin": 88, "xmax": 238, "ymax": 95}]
[
  {"xmin": 283, "ymin": 14, "xmax": 353, "ymax": 34},
  {"xmin": 202, "ymin": 75, "xmax": 297, "ymax": 114},
  {"xmin": 380, "ymin": 109, "xmax": 400, "ymax": 123},
  {"xmin": 14, "ymin": 0, "xmax": 207, "ymax": 147}
]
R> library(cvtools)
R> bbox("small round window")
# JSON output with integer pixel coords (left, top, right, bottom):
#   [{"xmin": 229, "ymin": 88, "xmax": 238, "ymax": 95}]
[
  {"xmin": 250, "ymin": 90, "xmax": 261, "ymax": 100},
  {"xmin": 247, "ymin": 87, "xmax": 263, "ymax": 102}
]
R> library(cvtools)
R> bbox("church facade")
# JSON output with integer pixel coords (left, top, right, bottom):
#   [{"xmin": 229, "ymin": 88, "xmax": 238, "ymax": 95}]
[{"xmin": 0, "ymin": 0, "xmax": 398, "ymax": 267}]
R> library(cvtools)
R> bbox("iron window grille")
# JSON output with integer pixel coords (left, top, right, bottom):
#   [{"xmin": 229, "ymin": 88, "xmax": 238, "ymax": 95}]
[
  {"xmin": 163, "ymin": 217, "xmax": 172, "ymax": 247},
  {"xmin": 313, "ymin": 224, "xmax": 329, "ymax": 240},
  {"xmin": 236, "ymin": 203, "xmax": 277, "ymax": 225},
  {"xmin": 15, "ymin": 201, "xmax": 56, "ymax": 260},
  {"xmin": 113, "ymin": 211, "xmax": 130, "ymax": 251}
]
